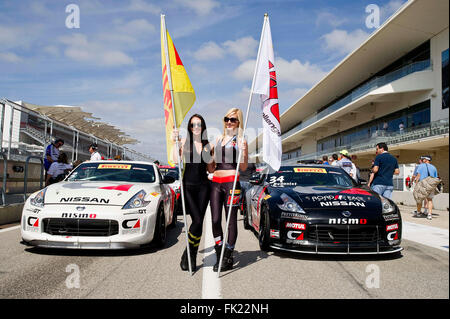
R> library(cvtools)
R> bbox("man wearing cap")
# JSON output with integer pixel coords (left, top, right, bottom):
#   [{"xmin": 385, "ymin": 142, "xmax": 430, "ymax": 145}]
[
  {"xmin": 337, "ymin": 150, "xmax": 354, "ymax": 178},
  {"xmin": 89, "ymin": 143, "xmax": 103, "ymax": 161},
  {"xmin": 413, "ymin": 155, "xmax": 438, "ymax": 220},
  {"xmin": 368, "ymin": 142, "xmax": 399, "ymax": 199}
]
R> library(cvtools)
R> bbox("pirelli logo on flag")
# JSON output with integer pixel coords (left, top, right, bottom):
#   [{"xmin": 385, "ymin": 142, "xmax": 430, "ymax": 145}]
[
  {"xmin": 98, "ymin": 164, "xmax": 132, "ymax": 170},
  {"xmin": 293, "ymin": 168, "xmax": 327, "ymax": 173}
]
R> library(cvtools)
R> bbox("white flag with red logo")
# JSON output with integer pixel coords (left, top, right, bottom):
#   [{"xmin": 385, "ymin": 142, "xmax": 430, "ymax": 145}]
[{"xmin": 252, "ymin": 15, "xmax": 281, "ymax": 172}]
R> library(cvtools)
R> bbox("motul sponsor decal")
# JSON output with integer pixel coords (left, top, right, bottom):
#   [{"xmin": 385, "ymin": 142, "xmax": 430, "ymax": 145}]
[
  {"xmin": 386, "ymin": 224, "xmax": 399, "ymax": 231},
  {"xmin": 60, "ymin": 197, "xmax": 110, "ymax": 204},
  {"xmin": 328, "ymin": 218, "xmax": 367, "ymax": 225},
  {"xmin": 61, "ymin": 213, "xmax": 97, "ymax": 219},
  {"xmin": 285, "ymin": 222, "xmax": 306, "ymax": 230}
]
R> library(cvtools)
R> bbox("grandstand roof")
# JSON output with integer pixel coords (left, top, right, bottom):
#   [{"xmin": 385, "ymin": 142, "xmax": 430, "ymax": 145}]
[{"xmin": 21, "ymin": 102, "xmax": 138, "ymax": 145}]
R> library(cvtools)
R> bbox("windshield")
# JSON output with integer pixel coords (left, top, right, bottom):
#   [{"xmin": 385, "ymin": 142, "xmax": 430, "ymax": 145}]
[
  {"xmin": 267, "ymin": 166, "xmax": 355, "ymax": 188},
  {"xmin": 66, "ymin": 163, "xmax": 156, "ymax": 183}
]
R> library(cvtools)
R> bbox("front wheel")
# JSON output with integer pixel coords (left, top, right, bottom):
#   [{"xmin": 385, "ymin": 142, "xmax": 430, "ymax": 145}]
[
  {"xmin": 258, "ymin": 205, "xmax": 271, "ymax": 252},
  {"xmin": 153, "ymin": 205, "xmax": 166, "ymax": 248},
  {"xmin": 242, "ymin": 198, "xmax": 251, "ymax": 230}
]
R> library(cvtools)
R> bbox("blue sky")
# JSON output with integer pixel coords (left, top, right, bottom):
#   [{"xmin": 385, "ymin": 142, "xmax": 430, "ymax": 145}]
[{"xmin": 0, "ymin": 0, "xmax": 406, "ymax": 161}]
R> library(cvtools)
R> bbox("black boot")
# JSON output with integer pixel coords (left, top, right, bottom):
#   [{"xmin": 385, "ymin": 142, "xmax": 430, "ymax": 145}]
[
  {"xmin": 221, "ymin": 247, "xmax": 234, "ymax": 271},
  {"xmin": 213, "ymin": 244, "xmax": 222, "ymax": 272},
  {"xmin": 180, "ymin": 245, "xmax": 198, "ymax": 271}
]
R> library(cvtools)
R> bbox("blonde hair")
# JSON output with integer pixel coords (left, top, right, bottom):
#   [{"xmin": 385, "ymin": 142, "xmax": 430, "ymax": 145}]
[{"xmin": 222, "ymin": 108, "xmax": 244, "ymax": 138}]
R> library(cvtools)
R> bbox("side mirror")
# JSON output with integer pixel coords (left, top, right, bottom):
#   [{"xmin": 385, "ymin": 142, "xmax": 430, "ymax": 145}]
[
  {"xmin": 249, "ymin": 173, "xmax": 263, "ymax": 185},
  {"xmin": 162, "ymin": 175, "xmax": 175, "ymax": 184},
  {"xmin": 358, "ymin": 178, "xmax": 368, "ymax": 186}
]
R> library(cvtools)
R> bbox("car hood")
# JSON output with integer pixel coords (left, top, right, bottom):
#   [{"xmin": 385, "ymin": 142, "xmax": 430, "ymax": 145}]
[
  {"xmin": 282, "ymin": 185, "xmax": 381, "ymax": 210},
  {"xmin": 43, "ymin": 181, "xmax": 160, "ymax": 205}
]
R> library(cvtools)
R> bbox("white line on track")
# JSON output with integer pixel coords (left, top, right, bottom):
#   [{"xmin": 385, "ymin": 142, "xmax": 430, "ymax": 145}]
[
  {"xmin": 202, "ymin": 208, "xmax": 222, "ymax": 299},
  {"xmin": 402, "ymin": 221, "xmax": 449, "ymax": 252},
  {"xmin": 0, "ymin": 225, "xmax": 20, "ymax": 234}
]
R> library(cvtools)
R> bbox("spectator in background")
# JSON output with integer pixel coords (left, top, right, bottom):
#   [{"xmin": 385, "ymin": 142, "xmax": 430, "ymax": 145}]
[
  {"xmin": 46, "ymin": 152, "xmax": 72, "ymax": 186},
  {"xmin": 114, "ymin": 155, "xmax": 122, "ymax": 161},
  {"xmin": 330, "ymin": 154, "xmax": 339, "ymax": 166},
  {"xmin": 399, "ymin": 121, "xmax": 405, "ymax": 133},
  {"xmin": 88, "ymin": 143, "xmax": 103, "ymax": 161},
  {"xmin": 413, "ymin": 155, "xmax": 439, "ymax": 220},
  {"xmin": 368, "ymin": 142, "xmax": 399, "ymax": 199},
  {"xmin": 337, "ymin": 150, "xmax": 354, "ymax": 178},
  {"xmin": 322, "ymin": 155, "xmax": 329, "ymax": 165},
  {"xmin": 44, "ymin": 139, "xmax": 64, "ymax": 177}
]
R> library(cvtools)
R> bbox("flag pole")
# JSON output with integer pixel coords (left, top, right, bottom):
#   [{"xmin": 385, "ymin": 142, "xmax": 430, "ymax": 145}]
[
  {"xmin": 218, "ymin": 13, "xmax": 269, "ymax": 277},
  {"xmin": 161, "ymin": 14, "xmax": 193, "ymax": 276}
]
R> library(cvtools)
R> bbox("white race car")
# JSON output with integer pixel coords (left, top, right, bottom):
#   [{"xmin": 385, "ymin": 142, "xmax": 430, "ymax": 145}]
[{"xmin": 21, "ymin": 161, "xmax": 176, "ymax": 249}]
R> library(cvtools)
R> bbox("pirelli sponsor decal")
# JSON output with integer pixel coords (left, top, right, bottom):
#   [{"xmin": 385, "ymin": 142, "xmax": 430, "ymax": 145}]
[
  {"xmin": 98, "ymin": 164, "xmax": 132, "ymax": 170},
  {"xmin": 293, "ymin": 168, "xmax": 327, "ymax": 173}
]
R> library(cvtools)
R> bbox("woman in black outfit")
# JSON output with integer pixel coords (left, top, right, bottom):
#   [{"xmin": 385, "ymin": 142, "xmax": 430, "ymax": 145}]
[{"xmin": 173, "ymin": 114, "xmax": 212, "ymax": 272}]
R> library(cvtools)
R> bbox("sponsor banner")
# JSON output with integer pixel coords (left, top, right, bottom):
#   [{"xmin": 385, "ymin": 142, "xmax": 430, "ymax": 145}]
[
  {"xmin": 98, "ymin": 164, "xmax": 132, "ymax": 170},
  {"xmin": 293, "ymin": 168, "xmax": 327, "ymax": 174}
]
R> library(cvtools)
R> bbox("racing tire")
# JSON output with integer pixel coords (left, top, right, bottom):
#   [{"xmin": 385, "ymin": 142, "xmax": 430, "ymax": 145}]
[
  {"xmin": 258, "ymin": 205, "xmax": 271, "ymax": 252},
  {"xmin": 153, "ymin": 205, "xmax": 167, "ymax": 248},
  {"xmin": 242, "ymin": 198, "xmax": 251, "ymax": 230}
]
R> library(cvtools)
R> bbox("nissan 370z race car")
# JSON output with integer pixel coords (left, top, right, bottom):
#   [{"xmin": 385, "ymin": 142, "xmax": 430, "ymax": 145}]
[
  {"xmin": 21, "ymin": 161, "xmax": 176, "ymax": 249},
  {"xmin": 242, "ymin": 165, "xmax": 403, "ymax": 255}
]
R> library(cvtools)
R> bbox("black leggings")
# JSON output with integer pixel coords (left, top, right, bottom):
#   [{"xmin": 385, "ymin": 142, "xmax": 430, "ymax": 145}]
[
  {"xmin": 183, "ymin": 182, "xmax": 210, "ymax": 239},
  {"xmin": 210, "ymin": 178, "xmax": 241, "ymax": 248}
]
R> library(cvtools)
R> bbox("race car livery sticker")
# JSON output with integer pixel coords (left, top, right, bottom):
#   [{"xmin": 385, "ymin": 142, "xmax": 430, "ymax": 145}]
[
  {"xmin": 293, "ymin": 168, "xmax": 327, "ymax": 173},
  {"xmin": 230, "ymin": 189, "xmax": 241, "ymax": 195},
  {"xmin": 386, "ymin": 224, "xmax": 399, "ymax": 231},
  {"xmin": 320, "ymin": 201, "xmax": 366, "ymax": 207},
  {"xmin": 281, "ymin": 212, "xmax": 308, "ymax": 220},
  {"xmin": 383, "ymin": 213, "xmax": 400, "ymax": 221},
  {"xmin": 339, "ymin": 188, "xmax": 372, "ymax": 196},
  {"xmin": 150, "ymin": 192, "xmax": 160, "ymax": 197},
  {"xmin": 98, "ymin": 164, "xmax": 132, "ymax": 170},
  {"xmin": 99, "ymin": 184, "xmax": 134, "ymax": 191},
  {"xmin": 311, "ymin": 195, "xmax": 366, "ymax": 202},
  {"xmin": 270, "ymin": 229, "xmax": 280, "ymax": 238},
  {"xmin": 263, "ymin": 195, "xmax": 272, "ymax": 200},
  {"xmin": 285, "ymin": 222, "xmax": 306, "ymax": 230},
  {"xmin": 286, "ymin": 230, "xmax": 305, "ymax": 244}
]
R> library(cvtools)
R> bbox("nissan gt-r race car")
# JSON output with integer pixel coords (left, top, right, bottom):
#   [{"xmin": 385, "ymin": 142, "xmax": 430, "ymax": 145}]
[
  {"xmin": 21, "ymin": 161, "xmax": 176, "ymax": 250},
  {"xmin": 242, "ymin": 165, "xmax": 402, "ymax": 255}
]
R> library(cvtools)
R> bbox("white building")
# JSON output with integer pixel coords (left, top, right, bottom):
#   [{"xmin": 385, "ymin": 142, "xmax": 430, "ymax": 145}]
[{"xmin": 252, "ymin": 0, "xmax": 448, "ymax": 191}]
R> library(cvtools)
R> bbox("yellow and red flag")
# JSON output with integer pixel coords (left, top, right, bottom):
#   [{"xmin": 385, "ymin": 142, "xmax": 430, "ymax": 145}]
[{"xmin": 161, "ymin": 15, "xmax": 195, "ymax": 165}]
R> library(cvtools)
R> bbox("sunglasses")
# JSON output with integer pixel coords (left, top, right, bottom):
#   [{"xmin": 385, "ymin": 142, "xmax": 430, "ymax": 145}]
[
  {"xmin": 224, "ymin": 117, "xmax": 239, "ymax": 123},
  {"xmin": 190, "ymin": 122, "xmax": 202, "ymax": 128}
]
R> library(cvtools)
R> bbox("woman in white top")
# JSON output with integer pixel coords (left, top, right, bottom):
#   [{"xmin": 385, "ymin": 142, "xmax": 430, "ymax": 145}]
[{"xmin": 46, "ymin": 153, "xmax": 73, "ymax": 186}]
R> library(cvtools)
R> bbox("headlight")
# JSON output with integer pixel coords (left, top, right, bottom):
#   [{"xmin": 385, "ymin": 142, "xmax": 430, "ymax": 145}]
[
  {"xmin": 277, "ymin": 193, "xmax": 305, "ymax": 214},
  {"xmin": 122, "ymin": 190, "xmax": 150, "ymax": 209},
  {"xmin": 380, "ymin": 196, "xmax": 395, "ymax": 214},
  {"xmin": 30, "ymin": 188, "xmax": 47, "ymax": 207}
]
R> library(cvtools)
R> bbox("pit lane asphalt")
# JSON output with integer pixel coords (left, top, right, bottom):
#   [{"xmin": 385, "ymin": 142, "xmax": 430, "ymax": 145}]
[{"xmin": 0, "ymin": 207, "xmax": 448, "ymax": 299}]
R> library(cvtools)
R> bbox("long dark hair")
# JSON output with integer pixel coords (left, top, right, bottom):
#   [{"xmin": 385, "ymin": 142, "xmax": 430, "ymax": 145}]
[{"xmin": 183, "ymin": 114, "xmax": 210, "ymax": 163}]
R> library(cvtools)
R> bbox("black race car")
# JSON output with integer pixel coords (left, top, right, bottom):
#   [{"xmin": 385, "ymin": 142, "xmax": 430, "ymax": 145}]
[{"xmin": 242, "ymin": 165, "xmax": 402, "ymax": 255}]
